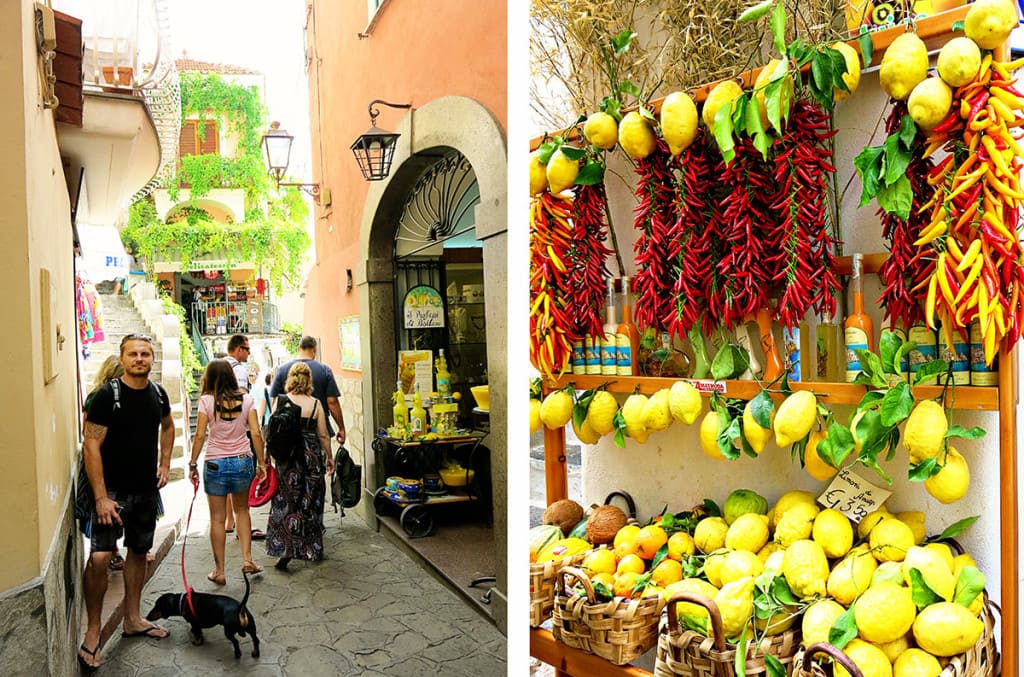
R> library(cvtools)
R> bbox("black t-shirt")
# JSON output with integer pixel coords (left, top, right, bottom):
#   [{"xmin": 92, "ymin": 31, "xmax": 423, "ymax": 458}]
[{"xmin": 86, "ymin": 379, "xmax": 170, "ymax": 492}]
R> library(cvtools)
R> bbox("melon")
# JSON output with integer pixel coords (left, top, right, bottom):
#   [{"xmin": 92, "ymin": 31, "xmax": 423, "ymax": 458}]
[
  {"xmin": 529, "ymin": 524, "xmax": 564, "ymax": 563},
  {"xmin": 537, "ymin": 537, "xmax": 592, "ymax": 563}
]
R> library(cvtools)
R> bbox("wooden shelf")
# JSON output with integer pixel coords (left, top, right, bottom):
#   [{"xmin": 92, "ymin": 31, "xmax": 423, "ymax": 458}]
[
  {"xmin": 531, "ymin": 628, "xmax": 653, "ymax": 677},
  {"xmin": 545, "ymin": 374, "xmax": 999, "ymax": 411}
]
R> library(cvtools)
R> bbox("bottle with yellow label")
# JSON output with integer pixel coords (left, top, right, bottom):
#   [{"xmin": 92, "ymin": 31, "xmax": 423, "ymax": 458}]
[
  {"xmin": 435, "ymin": 349, "xmax": 452, "ymax": 397},
  {"xmin": 410, "ymin": 383, "xmax": 427, "ymax": 434},
  {"xmin": 392, "ymin": 380, "xmax": 408, "ymax": 429},
  {"xmin": 844, "ymin": 253, "xmax": 874, "ymax": 382},
  {"xmin": 970, "ymin": 321, "xmax": 998, "ymax": 385}
]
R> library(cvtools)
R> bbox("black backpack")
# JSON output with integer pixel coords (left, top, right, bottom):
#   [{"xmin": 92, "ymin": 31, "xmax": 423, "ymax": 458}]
[
  {"xmin": 263, "ymin": 396, "xmax": 306, "ymax": 463},
  {"xmin": 331, "ymin": 446, "xmax": 362, "ymax": 513}
]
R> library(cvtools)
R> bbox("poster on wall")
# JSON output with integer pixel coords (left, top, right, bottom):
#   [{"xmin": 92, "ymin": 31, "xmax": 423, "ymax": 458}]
[
  {"xmin": 338, "ymin": 316, "xmax": 361, "ymax": 371},
  {"xmin": 403, "ymin": 285, "xmax": 445, "ymax": 329},
  {"xmin": 398, "ymin": 349, "xmax": 433, "ymax": 399}
]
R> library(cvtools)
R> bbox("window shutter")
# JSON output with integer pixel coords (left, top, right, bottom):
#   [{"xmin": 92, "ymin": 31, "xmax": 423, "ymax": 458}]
[
  {"xmin": 179, "ymin": 121, "xmax": 198, "ymax": 157},
  {"xmin": 199, "ymin": 121, "xmax": 219, "ymax": 155}
]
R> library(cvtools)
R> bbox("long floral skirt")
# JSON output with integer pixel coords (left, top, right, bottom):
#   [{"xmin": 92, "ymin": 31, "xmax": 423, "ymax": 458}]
[{"xmin": 266, "ymin": 429, "xmax": 326, "ymax": 561}]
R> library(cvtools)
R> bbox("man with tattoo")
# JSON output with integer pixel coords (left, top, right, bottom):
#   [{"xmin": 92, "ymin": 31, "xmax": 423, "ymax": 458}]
[{"xmin": 78, "ymin": 334, "xmax": 174, "ymax": 670}]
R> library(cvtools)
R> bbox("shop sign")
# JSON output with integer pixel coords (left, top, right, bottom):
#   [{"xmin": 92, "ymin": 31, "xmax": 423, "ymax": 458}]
[
  {"xmin": 398, "ymin": 350, "xmax": 433, "ymax": 400},
  {"xmin": 403, "ymin": 285, "xmax": 445, "ymax": 329},
  {"xmin": 818, "ymin": 469, "xmax": 891, "ymax": 523},
  {"xmin": 338, "ymin": 315, "xmax": 361, "ymax": 371}
]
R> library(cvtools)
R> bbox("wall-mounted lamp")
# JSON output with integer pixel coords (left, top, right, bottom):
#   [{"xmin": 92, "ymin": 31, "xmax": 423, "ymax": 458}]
[
  {"xmin": 346, "ymin": 269, "xmax": 353, "ymax": 292},
  {"xmin": 261, "ymin": 121, "xmax": 327, "ymax": 204},
  {"xmin": 350, "ymin": 100, "xmax": 411, "ymax": 181}
]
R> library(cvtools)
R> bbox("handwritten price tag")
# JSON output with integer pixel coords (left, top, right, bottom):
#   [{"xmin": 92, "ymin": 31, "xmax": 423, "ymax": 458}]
[{"xmin": 818, "ymin": 469, "xmax": 891, "ymax": 523}]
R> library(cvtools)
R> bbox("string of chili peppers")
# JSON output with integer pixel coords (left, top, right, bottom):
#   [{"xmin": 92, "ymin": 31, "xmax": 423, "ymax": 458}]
[
  {"xmin": 529, "ymin": 190, "xmax": 577, "ymax": 382},
  {"xmin": 569, "ymin": 181, "xmax": 614, "ymax": 338},
  {"xmin": 877, "ymin": 101, "xmax": 935, "ymax": 330},
  {"xmin": 632, "ymin": 140, "xmax": 680, "ymax": 330}
]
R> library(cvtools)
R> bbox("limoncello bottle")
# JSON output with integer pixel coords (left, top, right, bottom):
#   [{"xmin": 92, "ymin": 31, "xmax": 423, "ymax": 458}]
[{"xmin": 410, "ymin": 383, "xmax": 427, "ymax": 434}]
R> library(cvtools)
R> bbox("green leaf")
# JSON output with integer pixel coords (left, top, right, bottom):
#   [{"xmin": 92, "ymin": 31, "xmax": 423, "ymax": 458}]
[
  {"xmin": 713, "ymin": 99, "xmax": 737, "ymax": 164},
  {"xmin": 572, "ymin": 402, "xmax": 587, "ymax": 432},
  {"xmin": 744, "ymin": 91, "xmax": 764, "ymax": 137},
  {"xmin": 825, "ymin": 423, "xmax": 856, "ymax": 467},
  {"xmin": 935, "ymin": 515, "xmax": 980, "ymax": 542},
  {"xmin": 880, "ymin": 330, "xmax": 903, "ymax": 374},
  {"xmin": 953, "ymin": 565, "xmax": 986, "ymax": 608},
  {"xmin": 750, "ymin": 390, "xmax": 774, "ymax": 428},
  {"xmin": 771, "ymin": 576, "xmax": 798, "ymax": 604},
  {"xmin": 651, "ymin": 543, "xmax": 669, "ymax": 570},
  {"xmin": 592, "ymin": 581, "xmax": 615, "ymax": 600},
  {"xmin": 734, "ymin": 624, "xmax": 749, "ymax": 675},
  {"xmin": 908, "ymin": 457, "xmax": 940, "ymax": 481},
  {"xmin": 854, "ymin": 409, "xmax": 888, "ymax": 458},
  {"xmin": 952, "ymin": 19, "xmax": 965, "ymax": 32},
  {"xmin": 704, "ymin": 498, "xmax": 722, "ymax": 517},
  {"xmin": 613, "ymin": 410, "xmax": 627, "ymax": 448},
  {"xmin": 600, "ymin": 95, "xmax": 623, "ymax": 121},
  {"xmin": 611, "ymin": 30, "xmax": 636, "ymax": 56},
  {"xmin": 638, "ymin": 105, "xmax": 657, "ymax": 122},
  {"xmin": 829, "ymin": 606, "xmax": 858, "ymax": 650},
  {"xmin": 764, "ymin": 654, "xmax": 786, "ymax": 677},
  {"xmin": 899, "ymin": 113, "xmax": 918, "ymax": 149},
  {"xmin": 946, "ymin": 425, "xmax": 987, "ymax": 440},
  {"xmin": 913, "ymin": 359, "xmax": 948, "ymax": 385},
  {"xmin": 811, "ymin": 51, "xmax": 833, "ymax": 97},
  {"xmin": 883, "ymin": 133, "xmax": 912, "ymax": 185},
  {"xmin": 559, "ymin": 145, "xmax": 587, "ymax": 161},
  {"xmin": 618, "ymin": 81, "xmax": 642, "ymax": 101},
  {"xmin": 731, "ymin": 95, "xmax": 749, "ymax": 136},
  {"xmin": 828, "ymin": 47, "xmax": 851, "ymax": 94},
  {"xmin": 908, "ymin": 568, "xmax": 944, "ymax": 610},
  {"xmin": 880, "ymin": 382, "xmax": 914, "ymax": 427},
  {"xmin": 854, "ymin": 349, "xmax": 889, "ymax": 389},
  {"xmin": 854, "ymin": 145, "xmax": 885, "ymax": 206},
  {"xmin": 770, "ymin": 1, "xmax": 786, "ymax": 54},
  {"xmin": 738, "ymin": 0, "xmax": 774, "ymax": 22},
  {"xmin": 877, "ymin": 174, "xmax": 913, "ymax": 220},
  {"xmin": 537, "ymin": 140, "xmax": 561, "ymax": 165},
  {"xmin": 858, "ymin": 33, "xmax": 874, "ymax": 68},
  {"xmin": 719, "ymin": 415, "xmax": 742, "ymax": 461},
  {"xmin": 895, "ymin": 339, "xmax": 917, "ymax": 375}
]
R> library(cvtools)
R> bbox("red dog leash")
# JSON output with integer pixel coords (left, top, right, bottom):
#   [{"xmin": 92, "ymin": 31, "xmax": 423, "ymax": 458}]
[{"xmin": 179, "ymin": 474, "xmax": 201, "ymax": 616}]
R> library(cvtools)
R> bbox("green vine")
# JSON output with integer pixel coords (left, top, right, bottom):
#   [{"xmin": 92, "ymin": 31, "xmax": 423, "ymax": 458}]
[
  {"xmin": 159, "ymin": 294, "xmax": 200, "ymax": 394},
  {"xmin": 280, "ymin": 322, "xmax": 303, "ymax": 355}
]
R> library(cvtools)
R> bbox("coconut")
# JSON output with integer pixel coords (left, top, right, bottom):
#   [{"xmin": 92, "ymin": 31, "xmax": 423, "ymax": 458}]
[
  {"xmin": 542, "ymin": 499, "xmax": 585, "ymax": 536},
  {"xmin": 586, "ymin": 504, "xmax": 629, "ymax": 545}
]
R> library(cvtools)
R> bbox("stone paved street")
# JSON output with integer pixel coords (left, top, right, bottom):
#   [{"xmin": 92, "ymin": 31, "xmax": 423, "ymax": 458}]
[{"xmin": 93, "ymin": 498, "xmax": 506, "ymax": 675}]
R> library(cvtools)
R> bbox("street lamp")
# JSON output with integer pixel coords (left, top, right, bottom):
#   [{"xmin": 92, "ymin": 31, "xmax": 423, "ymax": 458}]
[
  {"xmin": 261, "ymin": 121, "xmax": 323, "ymax": 203},
  {"xmin": 350, "ymin": 100, "xmax": 411, "ymax": 181}
]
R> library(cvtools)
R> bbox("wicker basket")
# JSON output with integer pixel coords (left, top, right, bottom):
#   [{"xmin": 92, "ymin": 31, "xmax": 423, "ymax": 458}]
[
  {"xmin": 529, "ymin": 549, "xmax": 588, "ymax": 627},
  {"xmin": 791, "ymin": 597, "xmax": 1000, "ymax": 677},
  {"xmin": 552, "ymin": 566, "xmax": 666, "ymax": 665},
  {"xmin": 654, "ymin": 592, "xmax": 802, "ymax": 677}
]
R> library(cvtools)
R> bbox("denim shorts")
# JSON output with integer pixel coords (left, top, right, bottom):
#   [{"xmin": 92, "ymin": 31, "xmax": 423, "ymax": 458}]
[{"xmin": 203, "ymin": 454, "xmax": 255, "ymax": 495}]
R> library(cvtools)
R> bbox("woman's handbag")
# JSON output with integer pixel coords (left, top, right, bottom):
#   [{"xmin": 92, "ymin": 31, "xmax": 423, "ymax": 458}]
[{"xmin": 248, "ymin": 463, "xmax": 278, "ymax": 507}]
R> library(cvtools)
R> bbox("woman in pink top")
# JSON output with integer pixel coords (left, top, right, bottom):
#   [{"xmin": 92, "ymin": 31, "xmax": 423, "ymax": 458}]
[{"xmin": 188, "ymin": 360, "xmax": 267, "ymax": 584}]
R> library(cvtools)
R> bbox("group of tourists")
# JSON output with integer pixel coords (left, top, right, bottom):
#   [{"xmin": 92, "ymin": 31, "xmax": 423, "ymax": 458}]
[{"xmin": 78, "ymin": 333, "xmax": 346, "ymax": 670}]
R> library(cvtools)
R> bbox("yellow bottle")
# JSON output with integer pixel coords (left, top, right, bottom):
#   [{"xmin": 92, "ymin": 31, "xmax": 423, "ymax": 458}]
[
  {"xmin": 392, "ymin": 380, "xmax": 408, "ymax": 429},
  {"xmin": 435, "ymin": 349, "xmax": 452, "ymax": 397},
  {"xmin": 410, "ymin": 383, "xmax": 427, "ymax": 434}
]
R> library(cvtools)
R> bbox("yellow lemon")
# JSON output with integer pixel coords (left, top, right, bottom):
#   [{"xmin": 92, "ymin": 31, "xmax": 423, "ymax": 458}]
[
  {"xmin": 591, "ymin": 571, "xmax": 615, "ymax": 592},
  {"xmin": 616, "ymin": 553, "xmax": 646, "ymax": 576},
  {"xmin": 802, "ymin": 598, "xmax": 847, "ymax": 646},
  {"xmin": 585, "ymin": 390, "xmax": 618, "ymax": 435},
  {"xmin": 725, "ymin": 513, "xmax": 770, "ymax": 553},
  {"xmin": 702, "ymin": 79, "xmax": 744, "ymax": 129},
  {"xmin": 742, "ymin": 398, "xmax": 774, "ymax": 455},
  {"xmin": 871, "ymin": 561, "xmax": 906, "ymax": 587},
  {"xmin": 583, "ymin": 111, "xmax": 618, "ymax": 150},
  {"xmin": 782, "ymin": 539, "xmax": 829, "ymax": 599},
  {"xmin": 529, "ymin": 398, "xmax": 542, "ymax": 435},
  {"xmin": 571, "ymin": 416, "xmax": 601, "ymax": 445},
  {"xmin": 937, "ymin": 37, "xmax": 982, "ymax": 88},
  {"xmin": 694, "ymin": 516, "xmax": 730, "ymax": 554},
  {"xmin": 770, "ymin": 490, "xmax": 817, "ymax": 530},
  {"xmin": 856, "ymin": 582, "xmax": 916, "ymax": 644},
  {"xmin": 621, "ymin": 392, "xmax": 649, "ymax": 441},
  {"xmin": 894, "ymin": 648, "xmax": 943, "ymax": 677},
  {"xmin": 774, "ymin": 390, "xmax": 818, "ymax": 447},
  {"xmin": 613, "ymin": 524, "xmax": 641, "ymax": 550},
  {"xmin": 699, "ymin": 410, "xmax": 727, "ymax": 459},
  {"xmin": 668, "ymin": 380, "xmax": 703, "ymax": 425},
  {"xmin": 613, "ymin": 571, "xmax": 642, "ymax": 597},
  {"xmin": 870, "ymin": 518, "xmax": 916, "ymax": 563},
  {"xmin": 902, "ymin": 545, "xmax": 955, "ymax": 601},
  {"xmin": 903, "ymin": 400, "xmax": 947, "ymax": 463},
  {"xmin": 714, "ymin": 576, "xmax": 756, "ymax": 640},
  {"xmin": 965, "ymin": 0, "xmax": 1018, "ymax": 50},
  {"xmin": 924, "ymin": 446, "xmax": 970, "ymax": 504},
  {"xmin": 827, "ymin": 545, "xmax": 877, "ymax": 606},
  {"xmin": 529, "ymin": 152, "xmax": 548, "ymax": 196},
  {"xmin": 539, "ymin": 390, "xmax": 573, "ymax": 429},
  {"xmin": 925, "ymin": 542, "xmax": 956, "ymax": 573},
  {"xmin": 660, "ymin": 91, "xmax": 699, "ymax": 155},
  {"xmin": 879, "ymin": 32, "xmax": 928, "ymax": 101},
  {"xmin": 753, "ymin": 59, "xmax": 792, "ymax": 129},
  {"xmin": 663, "ymin": 578, "xmax": 719, "ymax": 633},
  {"xmin": 757, "ymin": 542, "xmax": 783, "ymax": 566},
  {"xmin": 703, "ymin": 547, "xmax": 734, "ymax": 588},
  {"xmin": 895, "ymin": 511, "xmax": 926, "ymax": 545},
  {"xmin": 582, "ymin": 548, "xmax": 617, "ymax": 576},
  {"xmin": 831, "ymin": 41, "xmax": 861, "ymax": 101},
  {"xmin": 718, "ymin": 549, "xmax": 764, "ymax": 586},
  {"xmin": 875, "ymin": 633, "xmax": 913, "ymax": 663},
  {"xmin": 618, "ymin": 111, "xmax": 657, "ymax": 160},
  {"xmin": 812, "ymin": 508, "xmax": 853, "ymax": 559},
  {"xmin": 667, "ymin": 532, "xmax": 696, "ymax": 561},
  {"xmin": 545, "ymin": 149, "xmax": 579, "ymax": 194},
  {"xmin": 908, "ymin": 77, "xmax": 954, "ymax": 131},
  {"xmin": 857, "ymin": 508, "xmax": 892, "ymax": 541},
  {"xmin": 774, "ymin": 502, "xmax": 819, "ymax": 547},
  {"xmin": 835, "ymin": 639, "xmax": 894, "ymax": 677},
  {"xmin": 804, "ymin": 430, "xmax": 838, "ymax": 481},
  {"xmin": 651, "ymin": 558, "xmax": 684, "ymax": 587},
  {"xmin": 913, "ymin": 602, "xmax": 985, "ymax": 656},
  {"xmin": 642, "ymin": 389, "xmax": 673, "ymax": 432}
]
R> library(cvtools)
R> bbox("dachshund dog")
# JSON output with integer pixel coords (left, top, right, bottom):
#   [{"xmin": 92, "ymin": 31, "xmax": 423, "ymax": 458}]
[{"xmin": 145, "ymin": 571, "xmax": 260, "ymax": 658}]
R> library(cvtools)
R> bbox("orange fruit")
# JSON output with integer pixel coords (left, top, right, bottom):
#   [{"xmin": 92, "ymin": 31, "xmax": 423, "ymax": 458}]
[
  {"xmin": 582, "ymin": 549, "xmax": 617, "ymax": 576},
  {"xmin": 616, "ymin": 553, "xmax": 646, "ymax": 575},
  {"xmin": 668, "ymin": 532, "xmax": 696, "ymax": 561},
  {"xmin": 613, "ymin": 524, "xmax": 641, "ymax": 559},
  {"xmin": 651, "ymin": 558, "xmax": 684, "ymax": 587},
  {"xmin": 635, "ymin": 525, "xmax": 669, "ymax": 560},
  {"xmin": 591, "ymin": 572, "xmax": 615, "ymax": 591},
  {"xmin": 613, "ymin": 571, "xmax": 642, "ymax": 597}
]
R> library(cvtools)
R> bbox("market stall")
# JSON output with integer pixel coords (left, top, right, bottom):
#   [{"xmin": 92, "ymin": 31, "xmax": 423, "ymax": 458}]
[{"xmin": 529, "ymin": 3, "xmax": 1018, "ymax": 675}]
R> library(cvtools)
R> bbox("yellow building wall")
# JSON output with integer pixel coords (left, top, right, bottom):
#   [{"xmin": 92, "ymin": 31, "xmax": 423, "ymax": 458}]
[{"xmin": 0, "ymin": 0, "xmax": 78, "ymax": 589}]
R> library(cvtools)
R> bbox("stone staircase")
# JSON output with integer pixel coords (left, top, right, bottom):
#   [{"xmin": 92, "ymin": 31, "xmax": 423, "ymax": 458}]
[{"xmin": 82, "ymin": 293, "xmax": 163, "ymax": 388}]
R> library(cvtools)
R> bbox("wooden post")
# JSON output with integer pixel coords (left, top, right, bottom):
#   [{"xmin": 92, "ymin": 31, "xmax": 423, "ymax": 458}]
[
  {"xmin": 544, "ymin": 424, "xmax": 568, "ymax": 504},
  {"xmin": 998, "ymin": 344, "xmax": 1018, "ymax": 673}
]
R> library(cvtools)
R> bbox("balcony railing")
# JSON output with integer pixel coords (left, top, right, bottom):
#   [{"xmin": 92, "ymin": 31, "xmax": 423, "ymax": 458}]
[
  {"xmin": 190, "ymin": 301, "xmax": 281, "ymax": 336},
  {"xmin": 53, "ymin": 0, "xmax": 180, "ymax": 202}
]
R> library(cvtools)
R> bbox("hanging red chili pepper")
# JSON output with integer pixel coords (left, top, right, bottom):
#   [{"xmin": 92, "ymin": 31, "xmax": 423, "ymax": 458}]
[
  {"xmin": 632, "ymin": 140, "xmax": 679, "ymax": 331},
  {"xmin": 569, "ymin": 181, "xmax": 614, "ymax": 338},
  {"xmin": 529, "ymin": 190, "xmax": 577, "ymax": 382}
]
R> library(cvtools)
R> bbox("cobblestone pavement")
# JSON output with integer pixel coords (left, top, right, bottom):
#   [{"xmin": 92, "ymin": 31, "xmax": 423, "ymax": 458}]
[{"xmin": 93, "ymin": 500, "xmax": 506, "ymax": 675}]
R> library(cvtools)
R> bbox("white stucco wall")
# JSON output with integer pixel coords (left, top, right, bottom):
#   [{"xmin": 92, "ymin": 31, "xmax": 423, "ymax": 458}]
[{"xmin": 579, "ymin": 66, "xmax": 1006, "ymax": 612}]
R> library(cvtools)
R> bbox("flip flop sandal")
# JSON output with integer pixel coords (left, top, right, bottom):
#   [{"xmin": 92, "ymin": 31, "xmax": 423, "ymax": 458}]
[
  {"xmin": 77, "ymin": 643, "xmax": 101, "ymax": 671},
  {"xmin": 108, "ymin": 554, "xmax": 125, "ymax": 571},
  {"xmin": 242, "ymin": 561, "xmax": 264, "ymax": 574},
  {"xmin": 251, "ymin": 529, "xmax": 267, "ymax": 540},
  {"xmin": 120, "ymin": 625, "xmax": 169, "ymax": 640},
  {"xmin": 207, "ymin": 572, "xmax": 226, "ymax": 585}
]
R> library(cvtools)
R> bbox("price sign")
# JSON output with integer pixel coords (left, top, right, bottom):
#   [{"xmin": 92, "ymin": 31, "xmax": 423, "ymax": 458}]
[{"xmin": 818, "ymin": 469, "xmax": 891, "ymax": 523}]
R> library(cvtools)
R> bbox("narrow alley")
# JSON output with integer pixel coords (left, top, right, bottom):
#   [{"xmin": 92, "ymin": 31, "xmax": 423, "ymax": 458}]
[{"xmin": 92, "ymin": 499, "xmax": 506, "ymax": 675}]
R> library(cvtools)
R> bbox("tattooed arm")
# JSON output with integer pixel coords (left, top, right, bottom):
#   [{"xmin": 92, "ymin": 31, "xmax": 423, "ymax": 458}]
[{"xmin": 83, "ymin": 422, "xmax": 121, "ymax": 526}]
